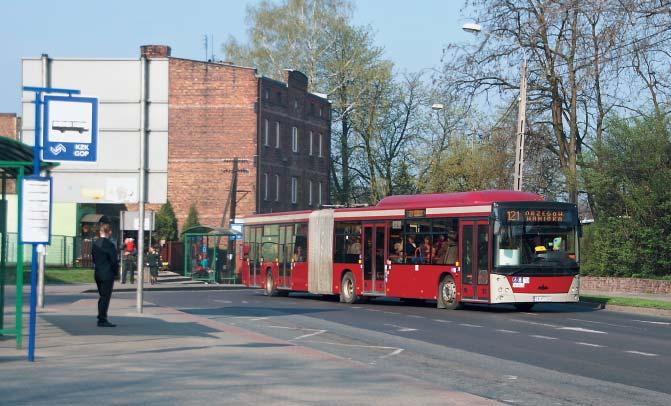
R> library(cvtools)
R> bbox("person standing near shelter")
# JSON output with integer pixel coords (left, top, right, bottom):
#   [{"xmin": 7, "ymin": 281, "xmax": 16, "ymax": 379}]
[{"xmin": 91, "ymin": 217, "xmax": 118, "ymax": 327}]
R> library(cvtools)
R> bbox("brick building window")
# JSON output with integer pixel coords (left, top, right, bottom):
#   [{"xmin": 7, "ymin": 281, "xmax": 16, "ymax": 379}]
[
  {"xmin": 264, "ymin": 89, "xmax": 269, "ymax": 100},
  {"xmin": 275, "ymin": 174, "xmax": 280, "ymax": 201},
  {"xmin": 264, "ymin": 173, "xmax": 269, "ymax": 201},
  {"xmin": 318, "ymin": 133, "xmax": 323, "ymax": 157},
  {"xmin": 292, "ymin": 127, "xmax": 299, "ymax": 152},
  {"xmin": 277, "ymin": 92, "xmax": 282, "ymax": 105},
  {"xmin": 309, "ymin": 131, "xmax": 313, "ymax": 156},
  {"xmin": 319, "ymin": 106, "xmax": 323, "ymax": 117},
  {"xmin": 308, "ymin": 180, "xmax": 313, "ymax": 206},
  {"xmin": 318, "ymin": 182, "xmax": 323, "ymax": 206},
  {"xmin": 291, "ymin": 177, "xmax": 298, "ymax": 204},
  {"xmin": 264, "ymin": 119, "xmax": 269, "ymax": 146},
  {"xmin": 294, "ymin": 99, "xmax": 298, "ymax": 110},
  {"xmin": 275, "ymin": 122, "xmax": 280, "ymax": 148}
]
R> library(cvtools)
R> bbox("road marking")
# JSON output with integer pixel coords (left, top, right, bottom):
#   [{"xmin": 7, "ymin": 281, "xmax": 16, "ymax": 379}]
[
  {"xmin": 567, "ymin": 318, "xmax": 632, "ymax": 328},
  {"xmin": 633, "ymin": 320, "xmax": 671, "ymax": 326},
  {"xmin": 242, "ymin": 300, "xmax": 249, "ymax": 304},
  {"xmin": 625, "ymin": 350, "xmax": 658, "ymax": 357},
  {"xmin": 575, "ymin": 342, "xmax": 605, "ymax": 348},
  {"xmin": 433, "ymin": 319, "xmax": 452, "ymax": 323},
  {"xmin": 384, "ymin": 323, "xmax": 417, "ymax": 332},
  {"xmin": 407, "ymin": 315, "xmax": 425, "ymax": 319},
  {"xmin": 302, "ymin": 340, "xmax": 404, "ymax": 359},
  {"xmin": 382, "ymin": 311, "xmax": 400, "ymax": 315},
  {"xmin": 250, "ymin": 317, "xmax": 269, "ymax": 321},
  {"xmin": 213, "ymin": 300, "xmax": 232, "ymax": 304},
  {"xmin": 503, "ymin": 375, "xmax": 518, "ymax": 380},
  {"xmin": 496, "ymin": 329, "xmax": 519, "ymax": 334},
  {"xmin": 366, "ymin": 308, "xmax": 381, "ymax": 312},
  {"xmin": 558, "ymin": 327, "xmax": 607, "ymax": 334},
  {"xmin": 509, "ymin": 319, "xmax": 559, "ymax": 328},
  {"xmin": 379, "ymin": 348, "xmax": 404, "ymax": 359},
  {"xmin": 459, "ymin": 323, "xmax": 483, "ymax": 328},
  {"xmin": 291, "ymin": 330, "xmax": 327, "ymax": 341},
  {"xmin": 521, "ymin": 312, "xmax": 539, "ymax": 316},
  {"xmin": 530, "ymin": 335, "xmax": 557, "ymax": 340},
  {"xmin": 352, "ymin": 306, "xmax": 362, "ymax": 309}
]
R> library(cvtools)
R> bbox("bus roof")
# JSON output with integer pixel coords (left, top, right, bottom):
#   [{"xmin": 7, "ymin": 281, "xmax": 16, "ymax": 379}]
[
  {"xmin": 237, "ymin": 190, "xmax": 545, "ymax": 224},
  {"xmin": 375, "ymin": 190, "xmax": 543, "ymax": 209}
]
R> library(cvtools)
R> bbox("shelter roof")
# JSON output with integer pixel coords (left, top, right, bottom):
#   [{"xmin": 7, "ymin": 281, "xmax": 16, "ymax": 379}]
[{"xmin": 0, "ymin": 136, "xmax": 58, "ymax": 178}]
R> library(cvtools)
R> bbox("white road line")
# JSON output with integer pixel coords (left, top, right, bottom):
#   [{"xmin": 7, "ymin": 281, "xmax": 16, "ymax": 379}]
[
  {"xmin": 625, "ymin": 350, "xmax": 658, "ymax": 357},
  {"xmin": 379, "ymin": 348, "xmax": 404, "ymax": 359},
  {"xmin": 352, "ymin": 306, "xmax": 362, "ymax": 309},
  {"xmin": 459, "ymin": 323, "xmax": 483, "ymax": 328},
  {"xmin": 509, "ymin": 319, "xmax": 559, "ymax": 328},
  {"xmin": 242, "ymin": 300, "xmax": 249, "ymax": 304},
  {"xmin": 633, "ymin": 320, "xmax": 671, "ymax": 326},
  {"xmin": 496, "ymin": 329, "xmax": 519, "ymax": 334},
  {"xmin": 382, "ymin": 311, "xmax": 400, "ymax": 315},
  {"xmin": 407, "ymin": 315, "xmax": 425, "ymax": 319},
  {"xmin": 433, "ymin": 319, "xmax": 452, "ymax": 323},
  {"xmin": 384, "ymin": 323, "xmax": 418, "ymax": 332},
  {"xmin": 213, "ymin": 300, "xmax": 232, "ymax": 304},
  {"xmin": 567, "ymin": 318, "xmax": 632, "ymax": 328},
  {"xmin": 250, "ymin": 317, "xmax": 269, "ymax": 321},
  {"xmin": 366, "ymin": 308, "xmax": 381, "ymax": 312},
  {"xmin": 575, "ymin": 342, "xmax": 605, "ymax": 348},
  {"xmin": 530, "ymin": 335, "xmax": 558, "ymax": 340},
  {"xmin": 291, "ymin": 330, "xmax": 327, "ymax": 340},
  {"xmin": 302, "ymin": 340, "xmax": 404, "ymax": 359},
  {"xmin": 521, "ymin": 312, "xmax": 539, "ymax": 316},
  {"xmin": 558, "ymin": 327, "xmax": 607, "ymax": 334}
]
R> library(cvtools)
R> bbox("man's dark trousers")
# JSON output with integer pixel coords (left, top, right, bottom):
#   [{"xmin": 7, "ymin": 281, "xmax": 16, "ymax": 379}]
[{"xmin": 96, "ymin": 278, "xmax": 114, "ymax": 322}]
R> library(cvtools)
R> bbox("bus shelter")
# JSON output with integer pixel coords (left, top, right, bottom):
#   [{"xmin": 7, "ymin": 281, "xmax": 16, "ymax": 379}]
[
  {"xmin": 182, "ymin": 226, "xmax": 241, "ymax": 284},
  {"xmin": 0, "ymin": 137, "xmax": 57, "ymax": 348}
]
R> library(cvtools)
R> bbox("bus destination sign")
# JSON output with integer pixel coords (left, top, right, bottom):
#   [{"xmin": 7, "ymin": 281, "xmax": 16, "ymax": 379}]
[{"xmin": 505, "ymin": 209, "xmax": 566, "ymax": 223}]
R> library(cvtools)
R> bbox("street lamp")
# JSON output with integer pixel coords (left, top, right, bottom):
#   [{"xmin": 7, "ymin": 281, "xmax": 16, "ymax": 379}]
[{"xmin": 462, "ymin": 23, "xmax": 527, "ymax": 191}]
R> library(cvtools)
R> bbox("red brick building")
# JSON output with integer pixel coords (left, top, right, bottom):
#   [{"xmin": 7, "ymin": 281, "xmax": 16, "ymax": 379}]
[
  {"xmin": 0, "ymin": 113, "xmax": 20, "ymax": 140},
  {"xmin": 143, "ymin": 46, "xmax": 331, "ymax": 229}
]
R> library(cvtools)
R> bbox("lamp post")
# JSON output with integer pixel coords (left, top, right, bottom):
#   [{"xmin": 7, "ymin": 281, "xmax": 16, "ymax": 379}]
[{"xmin": 462, "ymin": 23, "xmax": 527, "ymax": 191}]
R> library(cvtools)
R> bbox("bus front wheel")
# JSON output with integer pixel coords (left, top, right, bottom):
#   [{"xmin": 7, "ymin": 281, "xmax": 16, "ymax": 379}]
[
  {"xmin": 340, "ymin": 272, "xmax": 358, "ymax": 304},
  {"xmin": 265, "ymin": 270, "xmax": 277, "ymax": 296},
  {"xmin": 438, "ymin": 275, "xmax": 461, "ymax": 310}
]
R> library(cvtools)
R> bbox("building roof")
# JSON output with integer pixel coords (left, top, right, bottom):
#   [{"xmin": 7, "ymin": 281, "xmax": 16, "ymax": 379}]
[{"xmin": 0, "ymin": 136, "xmax": 58, "ymax": 179}]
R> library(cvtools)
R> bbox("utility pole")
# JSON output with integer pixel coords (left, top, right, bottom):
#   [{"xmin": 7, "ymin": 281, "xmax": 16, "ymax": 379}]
[
  {"xmin": 219, "ymin": 158, "xmax": 250, "ymax": 282},
  {"xmin": 513, "ymin": 58, "xmax": 528, "ymax": 191}
]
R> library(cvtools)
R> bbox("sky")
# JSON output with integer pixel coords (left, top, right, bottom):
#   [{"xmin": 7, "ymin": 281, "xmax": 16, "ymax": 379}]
[{"xmin": 0, "ymin": 0, "xmax": 474, "ymax": 113}]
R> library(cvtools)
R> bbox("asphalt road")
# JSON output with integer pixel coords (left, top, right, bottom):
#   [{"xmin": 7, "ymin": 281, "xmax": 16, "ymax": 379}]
[{"xmin": 119, "ymin": 289, "xmax": 671, "ymax": 406}]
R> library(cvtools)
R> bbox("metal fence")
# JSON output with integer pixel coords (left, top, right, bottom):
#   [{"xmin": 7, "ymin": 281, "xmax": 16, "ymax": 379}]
[{"xmin": 0, "ymin": 233, "xmax": 80, "ymax": 267}]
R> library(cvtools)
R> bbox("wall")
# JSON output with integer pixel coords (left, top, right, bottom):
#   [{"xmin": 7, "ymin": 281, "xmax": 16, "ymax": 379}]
[
  {"xmin": 581, "ymin": 276, "xmax": 671, "ymax": 295},
  {"xmin": 168, "ymin": 58, "xmax": 258, "ymax": 229},
  {"xmin": 0, "ymin": 113, "xmax": 19, "ymax": 139}
]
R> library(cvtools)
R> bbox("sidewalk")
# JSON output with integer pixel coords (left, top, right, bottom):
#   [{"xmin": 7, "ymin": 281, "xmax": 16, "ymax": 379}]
[{"xmin": 0, "ymin": 285, "xmax": 499, "ymax": 406}]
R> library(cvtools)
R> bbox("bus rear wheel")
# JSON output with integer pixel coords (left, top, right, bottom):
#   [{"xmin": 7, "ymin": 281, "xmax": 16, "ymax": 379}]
[
  {"xmin": 437, "ymin": 275, "xmax": 461, "ymax": 310},
  {"xmin": 265, "ymin": 270, "xmax": 277, "ymax": 296},
  {"xmin": 340, "ymin": 272, "xmax": 358, "ymax": 304},
  {"xmin": 514, "ymin": 303, "xmax": 534, "ymax": 312}
]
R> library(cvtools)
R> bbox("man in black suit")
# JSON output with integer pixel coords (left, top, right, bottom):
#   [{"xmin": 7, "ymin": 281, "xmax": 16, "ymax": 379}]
[{"xmin": 91, "ymin": 217, "xmax": 119, "ymax": 327}]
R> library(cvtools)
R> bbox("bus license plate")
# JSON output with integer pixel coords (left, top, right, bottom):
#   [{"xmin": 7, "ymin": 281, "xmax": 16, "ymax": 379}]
[{"xmin": 533, "ymin": 296, "xmax": 551, "ymax": 302}]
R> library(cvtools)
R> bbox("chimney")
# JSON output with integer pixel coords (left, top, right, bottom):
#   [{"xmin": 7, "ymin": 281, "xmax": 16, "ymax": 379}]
[
  {"xmin": 140, "ymin": 45, "xmax": 171, "ymax": 58},
  {"xmin": 283, "ymin": 69, "xmax": 308, "ymax": 91}
]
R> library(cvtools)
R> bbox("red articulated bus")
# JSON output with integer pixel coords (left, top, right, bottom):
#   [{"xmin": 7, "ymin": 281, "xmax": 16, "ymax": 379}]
[{"xmin": 237, "ymin": 190, "xmax": 581, "ymax": 311}]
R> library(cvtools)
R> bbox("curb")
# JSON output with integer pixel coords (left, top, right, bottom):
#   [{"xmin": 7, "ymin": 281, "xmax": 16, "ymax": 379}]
[
  {"xmin": 83, "ymin": 284, "xmax": 252, "ymax": 294},
  {"xmin": 576, "ymin": 300, "xmax": 671, "ymax": 318}
]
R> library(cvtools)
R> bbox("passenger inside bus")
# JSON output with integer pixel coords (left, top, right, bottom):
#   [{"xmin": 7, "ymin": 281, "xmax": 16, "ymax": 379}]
[
  {"xmin": 435, "ymin": 231, "xmax": 458, "ymax": 264},
  {"xmin": 293, "ymin": 245, "xmax": 304, "ymax": 262}
]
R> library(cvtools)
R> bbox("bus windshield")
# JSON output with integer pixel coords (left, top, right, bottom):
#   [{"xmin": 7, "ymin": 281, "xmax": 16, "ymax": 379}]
[{"xmin": 492, "ymin": 205, "xmax": 579, "ymax": 274}]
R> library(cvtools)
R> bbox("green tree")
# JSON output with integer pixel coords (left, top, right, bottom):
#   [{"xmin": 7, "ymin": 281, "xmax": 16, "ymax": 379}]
[
  {"xmin": 155, "ymin": 200, "xmax": 178, "ymax": 242},
  {"xmin": 222, "ymin": 0, "xmax": 393, "ymax": 205},
  {"xmin": 582, "ymin": 116, "xmax": 671, "ymax": 277},
  {"xmin": 181, "ymin": 204, "xmax": 201, "ymax": 240}
]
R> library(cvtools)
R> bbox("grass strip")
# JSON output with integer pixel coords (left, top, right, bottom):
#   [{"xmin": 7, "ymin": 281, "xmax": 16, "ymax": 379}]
[{"xmin": 581, "ymin": 295, "xmax": 671, "ymax": 310}]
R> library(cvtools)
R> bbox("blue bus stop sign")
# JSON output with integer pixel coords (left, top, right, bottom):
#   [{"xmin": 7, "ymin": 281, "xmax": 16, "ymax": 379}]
[{"xmin": 42, "ymin": 95, "xmax": 98, "ymax": 162}]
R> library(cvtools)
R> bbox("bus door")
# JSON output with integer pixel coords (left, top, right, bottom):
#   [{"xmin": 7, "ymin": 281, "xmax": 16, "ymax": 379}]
[
  {"xmin": 459, "ymin": 220, "xmax": 491, "ymax": 301},
  {"xmin": 278, "ymin": 225, "xmax": 293, "ymax": 288},
  {"xmin": 363, "ymin": 224, "xmax": 387, "ymax": 295}
]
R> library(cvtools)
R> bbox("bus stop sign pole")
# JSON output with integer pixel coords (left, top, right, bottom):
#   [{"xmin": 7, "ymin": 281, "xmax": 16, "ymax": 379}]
[{"xmin": 22, "ymin": 86, "xmax": 80, "ymax": 362}]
